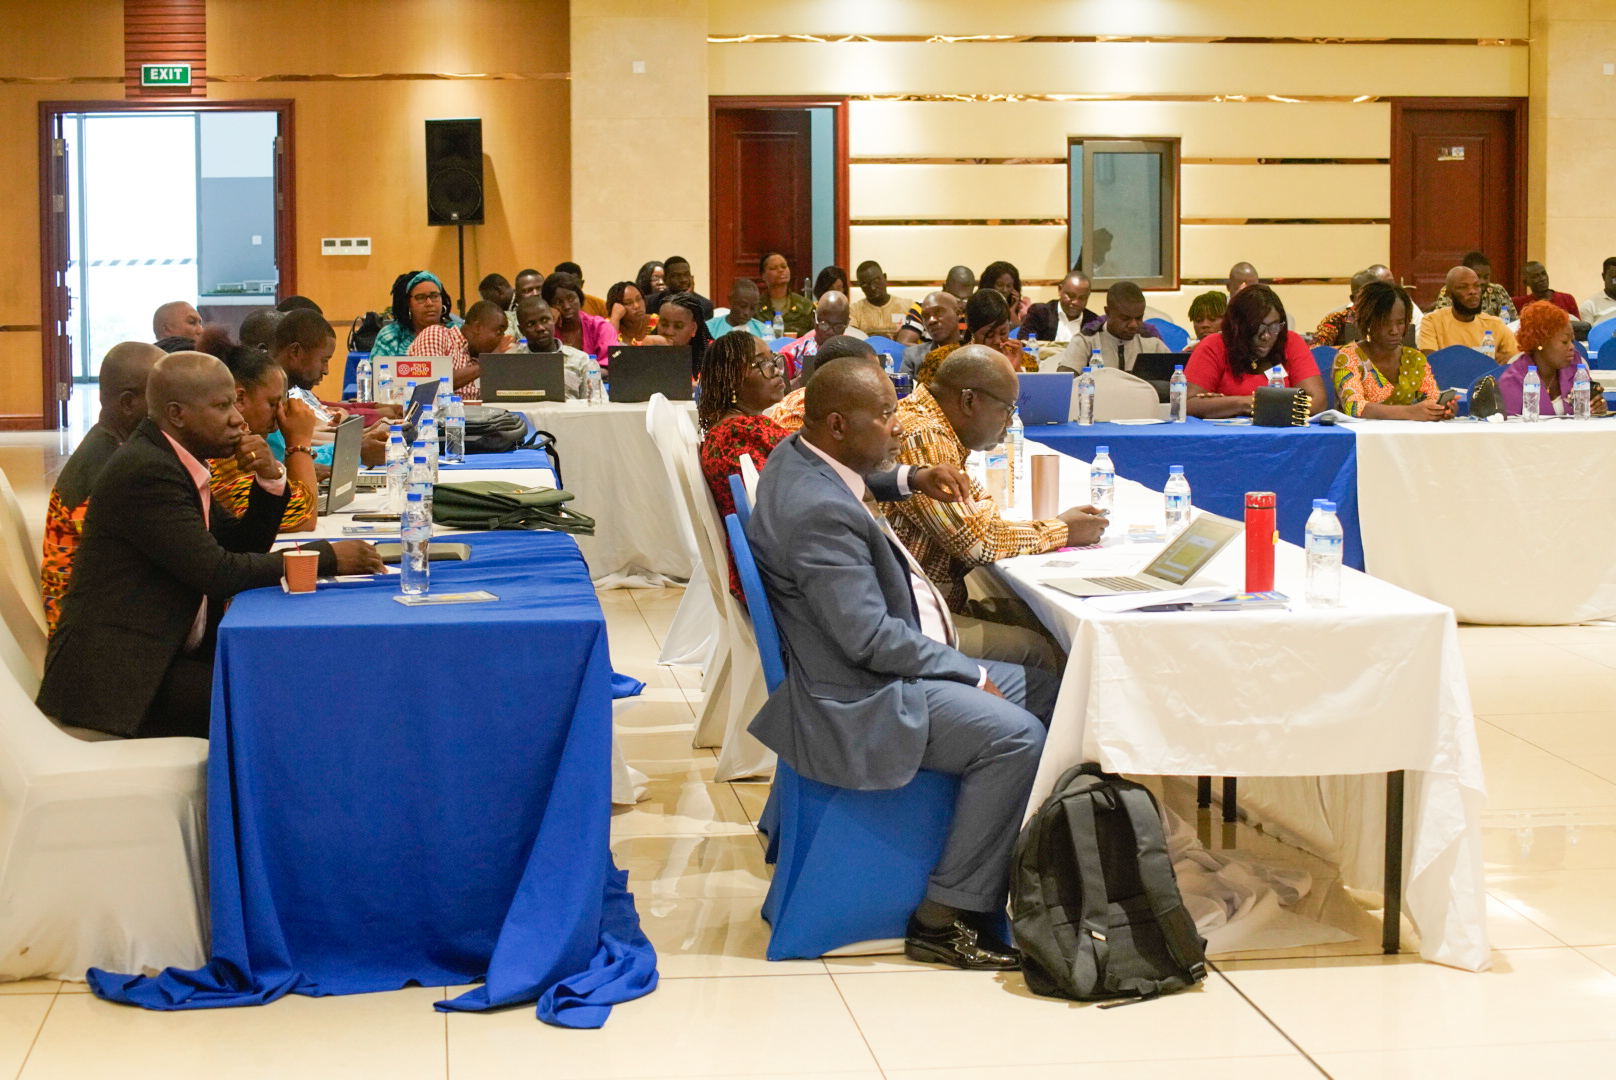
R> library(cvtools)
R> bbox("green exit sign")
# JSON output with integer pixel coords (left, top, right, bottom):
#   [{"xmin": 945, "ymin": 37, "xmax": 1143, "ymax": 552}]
[{"xmin": 140, "ymin": 63, "xmax": 191, "ymax": 87}]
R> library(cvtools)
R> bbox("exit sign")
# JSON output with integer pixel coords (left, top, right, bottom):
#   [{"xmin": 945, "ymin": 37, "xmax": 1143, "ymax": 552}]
[{"xmin": 140, "ymin": 63, "xmax": 191, "ymax": 87}]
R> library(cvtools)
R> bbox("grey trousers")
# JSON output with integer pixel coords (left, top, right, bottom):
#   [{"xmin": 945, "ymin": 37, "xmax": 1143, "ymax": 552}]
[{"xmin": 918, "ymin": 658, "xmax": 1058, "ymax": 912}]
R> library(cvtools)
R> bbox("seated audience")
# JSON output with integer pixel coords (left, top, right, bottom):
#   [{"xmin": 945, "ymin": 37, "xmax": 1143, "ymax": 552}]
[
  {"xmin": 1500, "ymin": 301, "xmax": 1608, "ymax": 418},
  {"xmin": 544, "ymin": 271, "xmax": 617, "ymax": 362},
  {"xmin": 370, "ymin": 271, "xmax": 447, "ymax": 357},
  {"xmin": 1580, "ymin": 257, "xmax": 1616, "ymax": 327},
  {"xmin": 1418, "ymin": 265, "xmax": 1519, "ymax": 356},
  {"xmin": 514, "ymin": 268, "xmax": 544, "ymax": 303},
  {"xmin": 554, "ymin": 261, "xmax": 609, "ymax": 317},
  {"xmin": 1429, "ymin": 251, "xmax": 1517, "ymax": 321},
  {"xmin": 888, "ymin": 344, "xmax": 1106, "ymax": 670},
  {"xmin": 759, "ymin": 252, "xmax": 814, "ymax": 336},
  {"xmin": 408, "ymin": 299, "xmax": 514, "ymax": 399},
  {"xmin": 815, "ymin": 265, "xmax": 850, "ymax": 299},
  {"xmin": 647, "ymin": 292, "xmax": 713, "ymax": 376},
  {"xmin": 41, "ymin": 342, "xmax": 161, "ymax": 635},
  {"xmin": 778, "ymin": 291, "xmax": 852, "ymax": 382},
  {"xmin": 1512, "ymin": 261, "xmax": 1579, "ymax": 320},
  {"xmin": 746, "ymin": 357, "xmax": 1055, "ymax": 971},
  {"xmin": 916, "ymin": 288, "xmax": 1013, "ymax": 385},
  {"xmin": 1331, "ymin": 281, "xmax": 1452, "ymax": 421},
  {"xmin": 36, "ymin": 351, "xmax": 382, "ymax": 739},
  {"xmin": 152, "ymin": 300, "xmax": 203, "ymax": 342},
  {"xmin": 697, "ymin": 332, "xmax": 788, "ymax": 596},
  {"xmin": 1185, "ymin": 284, "xmax": 1328, "ymax": 418},
  {"xmin": 237, "ymin": 308, "xmax": 282, "ymax": 352},
  {"xmin": 608, "ymin": 280, "xmax": 656, "ymax": 344},
  {"xmin": 511, "ymin": 295, "xmax": 592, "ymax": 398},
  {"xmin": 1312, "ymin": 268, "xmax": 1380, "ymax": 347},
  {"xmin": 979, "ymin": 261, "xmax": 1031, "ymax": 329},
  {"xmin": 479, "ymin": 272, "xmax": 519, "ymax": 337},
  {"xmin": 635, "ymin": 261, "xmax": 665, "ymax": 307},
  {"xmin": 660, "ymin": 256, "xmax": 714, "ymax": 321},
  {"xmin": 272, "ymin": 310, "xmax": 389, "ymax": 466},
  {"xmin": 850, "ymin": 260, "xmax": 910, "ymax": 338},
  {"xmin": 1022, "ymin": 271, "xmax": 1097, "ymax": 343},
  {"xmin": 768, "ymin": 334, "xmax": 883, "ymax": 434},
  {"xmin": 896, "ymin": 265, "xmax": 975, "ymax": 344},
  {"xmin": 707, "ymin": 278, "xmax": 771, "ymax": 340},
  {"xmin": 276, "ymin": 295, "xmax": 322, "ymax": 315},
  {"xmin": 1227, "ymin": 262, "xmax": 1260, "ymax": 298},
  {"xmin": 1188, "ymin": 290, "xmax": 1227, "ymax": 340},
  {"xmin": 901, "ymin": 292, "xmax": 963, "ymax": 377},
  {"xmin": 1058, "ymin": 281, "xmax": 1167, "ymax": 372},
  {"xmin": 197, "ymin": 328, "xmax": 319, "ymax": 532},
  {"xmin": 155, "ymin": 335, "xmax": 196, "ymax": 354}
]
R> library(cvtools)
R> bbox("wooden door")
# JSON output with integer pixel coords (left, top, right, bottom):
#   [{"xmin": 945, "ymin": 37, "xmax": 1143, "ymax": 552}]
[
  {"xmin": 1391, "ymin": 100, "xmax": 1525, "ymax": 309},
  {"xmin": 710, "ymin": 108, "xmax": 813, "ymax": 306},
  {"xmin": 41, "ymin": 111, "xmax": 72, "ymax": 429}
]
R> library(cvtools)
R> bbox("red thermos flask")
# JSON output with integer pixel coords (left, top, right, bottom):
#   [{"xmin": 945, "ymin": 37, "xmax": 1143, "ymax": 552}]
[{"xmin": 1245, "ymin": 492, "xmax": 1276, "ymax": 592}]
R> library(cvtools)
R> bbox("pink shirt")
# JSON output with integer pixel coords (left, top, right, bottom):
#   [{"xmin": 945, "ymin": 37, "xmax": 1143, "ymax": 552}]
[
  {"xmin": 1184, "ymin": 330, "xmax": 1320, "ymax": 397},
  {"xmin": 575, "ymin": 312, "xmax": 616, "ymax": 365}
]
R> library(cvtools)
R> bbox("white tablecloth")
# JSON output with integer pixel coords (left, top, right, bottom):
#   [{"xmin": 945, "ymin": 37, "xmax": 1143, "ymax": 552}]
[
  {"xmin": 508, "ymin": 401, "xmax": 695, "ymax": 585},
  {"xmin": 995, "ymin": 443, "xmax": 1490, "ymax": 971},
  {"xmin": 1355, "ymin": 419, "xmax": 1616, "ymax": 624}
]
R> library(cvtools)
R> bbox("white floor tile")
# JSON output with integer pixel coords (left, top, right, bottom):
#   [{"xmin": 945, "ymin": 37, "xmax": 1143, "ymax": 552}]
[
  {"xmin": 636, "ymin": 896, "xmax": 824, "ymax": 978},
  {"xmin": 1475, "ymin": 723, "xmax": 1616, "ymax": 810},
  {"xmin": 0, "ymin": 995, "xmax": 53, "ymax": 1079},
  {"xmin": 0, "ymin": 981, "xmax": 59, "ymax": 996},
  {"xmin": 1470, "ymin": 674, "xmax": 1616, "ymax": 715},
  {"xmin": 613, "ymin": 833, "xmax": 772, "ymax": 900},
  {"xmin": 610, "ymin": 780, "xmax": 754, "ymax": 838},
  {"xmin": 1489, "ymin": 868, "xmax": 1616, "ymax": 946},
  {"xmin": 1316, "ymin": 1040, "xmax": 1616, "ymax": 1079},
  {"xmin": 882, "ymin": 1060, "xmax": 1321, "ymax": 1080}
]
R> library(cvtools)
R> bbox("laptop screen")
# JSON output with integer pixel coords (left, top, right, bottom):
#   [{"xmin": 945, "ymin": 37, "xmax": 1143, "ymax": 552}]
[{"xmin": 1142, "ymin": 513, "xmax": 1243, "ymax": 586}]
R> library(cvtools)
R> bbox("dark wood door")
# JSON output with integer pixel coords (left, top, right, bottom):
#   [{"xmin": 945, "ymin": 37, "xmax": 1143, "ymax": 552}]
[
  {"xmin": 710, "ymin": 108, "xmax": 813, "ymax": 306},
  {"xmin": 1391, "ymin": 100, "xmax": 1525, "ymax": 309},
  {"xmin": 42, "ymin": 111, "xmax": 72, "ymax": 428}
]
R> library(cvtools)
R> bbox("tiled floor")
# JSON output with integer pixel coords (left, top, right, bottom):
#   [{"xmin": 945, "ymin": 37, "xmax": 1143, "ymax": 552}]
[{"xmin": 7, "ymin": 424, "xmax": 1616, "ymax": 1078}]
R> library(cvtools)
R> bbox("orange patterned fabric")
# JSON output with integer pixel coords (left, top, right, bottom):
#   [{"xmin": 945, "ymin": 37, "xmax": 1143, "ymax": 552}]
[
  {"xmin": 209, "ymin": 456, "xmax": 316, "ymax": 533},
  {"xmin": 41, "ymin": 488, "xmax": 87, "ymax": 635}
]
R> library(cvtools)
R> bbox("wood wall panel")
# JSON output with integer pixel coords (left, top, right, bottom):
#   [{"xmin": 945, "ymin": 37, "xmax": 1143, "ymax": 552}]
[
  {"xmin": 850, "ymin": 224, "xmax": 1067, "ymax": 284},
  {"xmin": 0, "ymin": 0, "xmax": 124, "ymax": 79},
  {"xmin": 125, "ymin": 0, "xmax": 206, "ymax": 99},
  {"xmin": 1181, "ymin": 224, "xmax": 1389, "ymax": 279},
  {"xmin": 1182, "ymin": 165, "xmax": 1391, "ymax": 219}
]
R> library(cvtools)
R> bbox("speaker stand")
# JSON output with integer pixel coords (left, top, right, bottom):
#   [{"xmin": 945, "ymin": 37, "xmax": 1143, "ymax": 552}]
[{"xmin": 455, "ymin": 224, "xmax": 467, "ymax": 318}]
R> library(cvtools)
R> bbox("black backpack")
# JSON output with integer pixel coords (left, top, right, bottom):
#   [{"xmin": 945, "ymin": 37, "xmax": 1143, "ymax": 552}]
[
  {"xmin": 459, "ymin": 405, "xmax": 563, "ymax": 485},
  {"xmin": 1011, "ymin": 764, "xmax": 1207, "ymax": 1003},
  {"xmin": 349, "ymin": 312, "xmax": 385, "ymax": 354}
]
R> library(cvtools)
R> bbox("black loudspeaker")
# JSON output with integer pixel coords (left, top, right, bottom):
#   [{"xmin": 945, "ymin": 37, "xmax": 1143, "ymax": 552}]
[{"xmin": 425, "ymin": 118, "xmax": 484, "ymax": 226}]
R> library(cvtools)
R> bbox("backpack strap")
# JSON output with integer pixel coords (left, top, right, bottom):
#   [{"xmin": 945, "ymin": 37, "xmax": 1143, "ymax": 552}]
[
  {"xmin": 1115, "ymin": 784, "xmax": 1208, "ymax": 985},
  {"xmin": 1059, "ymin": 785, "xmax": 1117, "ymax": 995}
]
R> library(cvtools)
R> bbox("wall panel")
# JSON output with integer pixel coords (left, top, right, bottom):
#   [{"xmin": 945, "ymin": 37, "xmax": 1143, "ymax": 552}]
[
  {"xmin": 1182, "ymin": 165, "xmax": 1390, "ymax": 220},
  {"xmin": 1181, "ymin": 224, "xmax": 1389, "ymax": 280},
  {"xmin": 851, "ymin": 225, "xmax": 1067, "ymax": 284}
]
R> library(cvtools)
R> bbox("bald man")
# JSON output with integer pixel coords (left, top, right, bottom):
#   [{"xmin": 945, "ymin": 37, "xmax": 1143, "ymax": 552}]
[
  {"xmin": 37, "ymin": 352, "xmax": 381, "ymax": 739},
  {"xmin": 152, "ymin": 300, "xmax": 203, "ymax": 341},
  {"xmin": 746, "ymin": 357, "xmax": 1055, "ymax": 971},
  {"xmin": 901, "ymin": 292, "xmax": 963, "ymax": 377},
  {"xmin": 778, "ymin": 290, "xmax": 855, "ymax": 382},
  {"xmin": 41, "ymin": 342, "xmax": 162, "ymax": 634},
  {"xmin": 1227, "ymin": 262, "xmax": 1260, "ymax": 298},
  {"xmin": 896, "ymin": 267, "xmax": 977, "ymax": 345},
  {"xmin": 1417, "ymin": 265, "xmax": 1518, "ymax": 357}
]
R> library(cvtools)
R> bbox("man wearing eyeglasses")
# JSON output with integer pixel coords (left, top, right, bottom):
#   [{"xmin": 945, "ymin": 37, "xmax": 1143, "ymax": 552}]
[
  {"xmin": 1055, "ymin": 281, "xmax": 1168, "ymax": 373},
  {"xmin": 777, "ymin": 291, "xmax": 858, "ymax": 383},
  {"xmin": 884, "ymin": 345, "xmax": 1108, "ymax": 672}
]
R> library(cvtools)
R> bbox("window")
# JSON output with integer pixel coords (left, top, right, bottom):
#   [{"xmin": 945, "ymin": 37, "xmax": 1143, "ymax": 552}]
[{"xmin": 1068, "ymin": 138, "xmax": 1180, "ymax": 291}]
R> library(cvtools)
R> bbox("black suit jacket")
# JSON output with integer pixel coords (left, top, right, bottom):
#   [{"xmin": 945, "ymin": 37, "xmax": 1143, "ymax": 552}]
[
  {"xmin": 1022, "ymin": 300, "xmax": 1158, "ymax": 342},
  {"xmin": 37, "ymin": 418, "xmax": 333, "ymax": 737}
]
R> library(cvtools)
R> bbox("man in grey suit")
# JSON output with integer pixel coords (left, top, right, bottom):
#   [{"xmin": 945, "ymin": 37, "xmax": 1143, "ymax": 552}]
[{"xmin": 746, "ymin": 358, "xmax": 1057, "ymax": 970}]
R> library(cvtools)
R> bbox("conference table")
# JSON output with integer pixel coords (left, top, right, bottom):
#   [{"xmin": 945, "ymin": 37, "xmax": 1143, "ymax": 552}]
[
  {"xmin": 995, "ymin": 441, "xmax": 1489, "ymax": 971},
  {"xmin": 88, "ymin": 449, "xmax": 659, "ymax": 1028},
  {"xmin": 1031, "ymin": 415, "xmax": 1616, "ymax": 624}
]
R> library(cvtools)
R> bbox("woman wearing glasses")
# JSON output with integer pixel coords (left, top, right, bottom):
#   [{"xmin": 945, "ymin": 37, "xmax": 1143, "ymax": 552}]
[
  {"xmin": 1183, "ymin": 284, "xmax": 1327, "ymax": 418},
  {"xmin": 370, "ymin": 270, "xmax": 454, "ymax": 357}
]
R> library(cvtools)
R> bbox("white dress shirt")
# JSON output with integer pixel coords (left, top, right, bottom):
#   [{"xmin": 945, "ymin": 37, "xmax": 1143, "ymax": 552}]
[{"xmin": 1582, "ymin": 292, "xmax": 1616, "ymax": 327}]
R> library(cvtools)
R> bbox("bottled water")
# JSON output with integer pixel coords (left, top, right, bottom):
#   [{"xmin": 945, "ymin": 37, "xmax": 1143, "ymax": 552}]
[
  {"xmin": 1305, "ymin": 499, "xmax": 1344, "ymax": 608},
  {"xmin": 1522, "ymin": 364, "xmax": 1541, "ymax": 422},
  {"xmin": 1090, "ymin": 345, "xmax": 1103, "ymax": 371},
  {"xmin": 419, "ymin": 406, "xmax": 439, "ymax": 477},
  {"xmin": 585, "ymin": 354, "xmax": 604, "ymax": 405},
  {"xmin": 375, "ymin": 359, "xmax": 394, "ymax": 404},
  {"xmin": 409, "ymin": 449, "xmax": 434, "ymax": 516},
  {"xmin": 399, "ymin": 491, "xmax": 431, "ymax": 596},
  {"xmin": 1006, "ymin": 407, "xmax": 1025, "ymax": 512},
  {"xmin": 1168, "ymin": 365, "xmax": 1188, "ymax": 423},
  {"xmin": 771, "ymin": 310, "xmax": 784, "ymax": 338},
  {"xmin": 1076, "ymin": 366, "xmax": 1097, "ymax": 426},
  {"xmin": 403, "ymin": 380, "xmax": 418, "ymax": 413},
  {"xmin": 1267, "ymin": 365, "xmax": 1285, "ymax": 388},
  {"xmin": 356, "ymin": 355, "xmax": 374, "ymax": 403},
  {"xmin": 1479, "ymin": 330, "xmax": 1496, "ymax": 361},
  {"xmin": 384, "ymin": 428, "xmax": 408, "ymax": 513},
  {"xmin": 1164, "ymin": 465, "xmax": 1192, "ymax": 536},
  {"xmin": 1089, "ymin": 445, "xmax": 1115, "ymax": 513},
  {"xmin": 984, "ymin": 441, "xmax": 1010, "ymax": 508},
  {"xmin": 435, "ymin": 376, "xmax": 450, "ymax": 414},
  {"xmin": 444, "ymin": 395, "xmax": 466, "ymax": 463},
  {"xmin": 1573, "ymin": 361, "xmax": 1592, "ymax": 421}
]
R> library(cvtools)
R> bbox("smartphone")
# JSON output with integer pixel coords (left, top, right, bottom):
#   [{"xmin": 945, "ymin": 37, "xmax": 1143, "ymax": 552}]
[{"xmin": 1437, "ymin": 389, "xmax": 1458, "ymax": 407}]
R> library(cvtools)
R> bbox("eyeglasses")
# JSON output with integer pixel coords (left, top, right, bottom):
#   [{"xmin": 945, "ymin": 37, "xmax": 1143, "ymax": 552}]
[
  {"xmin": 749, "ymin": 357, "xmax": 781, "ymax": 378},
  {"xmin": 963, "ymin": 386, "xmax": 1016, "ymax": 414},
  {"xmin": 1253, "ymin": 318, "xmax": 1286, "ymax": 339},
  {"xmin": 411, "ymin": 292, "xmax": 444, "ymax": 304}
]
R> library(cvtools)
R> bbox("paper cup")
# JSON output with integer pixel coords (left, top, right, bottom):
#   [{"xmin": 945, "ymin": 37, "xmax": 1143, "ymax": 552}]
[
  {"xmin": 1031, "ymin": 455, "xmax": 1060, "ymax": 520},
  {"xmin": 283, "ymin": 549, "xmax": 320, "ymax": 594}
]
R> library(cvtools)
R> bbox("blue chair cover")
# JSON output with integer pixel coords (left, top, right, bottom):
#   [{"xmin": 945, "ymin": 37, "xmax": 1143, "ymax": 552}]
[
  {"xmin": 864, "ymin": 335, "xmax": 906, "ymax": 363},
  {"xmin": 1146, "ymin": 318, "xmax": 1190, "ymax": 352},
  {"xmin": 1589, "ymin": 319, "xmax": 1616, "ymax": 356},
  {"xmin": 1310, "ymin": 345, "xmax": 1337, "ymax": 411},
  {"xmin": 727, "ymin": 473, "xmax": 752, "ymax": 530},
  {"xmin": 1595, "ymin": 337, "xmax": 1616, "ymax": 371},
  {"xmin": 342, "ymin": 351, "xmax": 365, "ymax": 398},
  {"xmin": 768, "ymin": 337, "xmax": 792, "ymax": 353},
  {"xmin": 1428, "ymin": 345, "xmax": 1500, "ymax": 392},
  {"xmin": 723, "ymin": 511, "xmax": 958, "ymax": 959}
]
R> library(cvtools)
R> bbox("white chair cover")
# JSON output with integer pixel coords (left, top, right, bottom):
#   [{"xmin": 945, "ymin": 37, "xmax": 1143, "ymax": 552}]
[
  {"xmin": 738, "ymin": 453, "xmax": 761, "ymax": 507},
  {"xmin": 610, "ymin": 698, "xmax": 650, "ymax": 806},
  {"xmin": 0, "ymin": 468, "xmax": 40, "ymax": 589},
  {"xmin": 0, "ymin": 471, "xmax": 46, "ymax": 686},
  {"xmin": 1089, "ymin": 366, "xmax": 1167, "ymax": 422}
]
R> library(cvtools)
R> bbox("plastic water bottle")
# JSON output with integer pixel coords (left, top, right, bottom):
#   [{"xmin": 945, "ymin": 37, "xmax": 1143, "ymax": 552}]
[
  {"xmin": 399, "ymin": 491, "xmax": 431, "ymax": 596},
  {"xmin": 409, "ymin": 448, "xmax": 434, "ymax": 515},
  {"xmin": 1573, "ymin": 361, "xmax": 1592, "ymax": 421},
  {"xmin": 1006, "ymin": 407, "xmax": 1025, "ymax": 511},
  {"xmin": 1090, "ymin": 345, "xmax": 1104, "ymax": 371},
  {"xmin": 356, "ymin": 355, "xmax": 373, "ymax": 403},
  {"xmin": 1479, "ymin": 330, "xmax": 1496, "ymax": 361},
  {"xmin": 433, "ymin": 376, "xmax": 448, "ymax": 414},
  {"xmin": 1076, "ymin": 366, "xmax": 1097, "ymax": 426},
  {"xmin": 420, "ymin": 406, "xmax": 439, "ymax": 477},
  {"xmin": 384, "ymin": 428, "xmax": 408, "ymax": 513},
  {"xmin": 403, "ymin": 380, "xmax": 418, "ymax": 414},
  {"xmin": 1168, "ymin": 365, "xmax": 1188, "ymax": 423},
  {"xmin": 984, "ymin": 441, "xmax": 1010, "ymax": 508},
  {"xmin": 771, "ymin": 310, "xmax": 784, "ymax": 338},
  {"xmin": 444, "ymin": 395, "xmax": 466, "ymax": 462},
  {"xmin": 375, "ymin": 359, "xmax": 394, "ymax": 404},
  {"xmin": 585, "ymin": 354, "xmax": 604, "ymax": 405},
  {"xmin": 1522, "ymin": 364, "xmax": 1541, "ymax": 422},
  {"xmin": 1089, "ymin": 445, "xmax": 1115, "ymax": 513},
  {"xmin": 1305, "ymin": 499, "xmax": 1344, "ymax": 607},
  {"xmin": 1164, "ymin": 465, "xmax": 1192, "ymax": 536},
  {"xmin": 1268, "ymin": 365, "xmax": 1285, "ymax": 388}
]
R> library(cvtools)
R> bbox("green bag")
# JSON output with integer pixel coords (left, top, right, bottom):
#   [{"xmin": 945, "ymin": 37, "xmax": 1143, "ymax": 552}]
[{"xmin": 430, "ymin": 480, "xmax": 595, "ymax": 535}]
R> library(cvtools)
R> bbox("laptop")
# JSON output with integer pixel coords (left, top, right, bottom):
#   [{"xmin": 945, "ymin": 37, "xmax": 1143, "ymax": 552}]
[
  {"xmin": 478, "ymin": 352, "xmax": 566, "ymax": 403},
  {"xmin": 606, "ymin": 345, "xmax": 693, "ymax": 402},
  {"xmin": 1041, "ymin": 512, "xmax": 1244, "ymax": 597},
  {"xmin": 1016, "ymin": 372, "xmax": 1075, "ymax": 425},
  {"xmin": 1129, "ymin": 351, "xmax": 1191, "ymax": 385},
  {"xmin": 318, "ymin": 415, "xmax": 363, "ymax": 515},
  {"xmin": 392, "ymin": 355, "xmax": 453, "ymax": 389},
  {"xmin": 401, "ymin": 378, "xmax": 443, "ymax": 434}
]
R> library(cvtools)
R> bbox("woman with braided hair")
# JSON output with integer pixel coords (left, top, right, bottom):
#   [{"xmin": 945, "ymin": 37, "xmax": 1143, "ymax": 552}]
[
  {"xmin": 696, "ymin": 332, "xmax": 786, "ymax": 598},
  {"xmin": 645, "ymin": 291, "xmax": 715, "ymax": 376}
]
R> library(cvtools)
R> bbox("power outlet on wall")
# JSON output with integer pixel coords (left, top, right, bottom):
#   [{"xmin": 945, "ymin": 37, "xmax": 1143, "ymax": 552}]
[{"xmin": 321, "ymin": 237, "xmax": 371, "ymax": 256}]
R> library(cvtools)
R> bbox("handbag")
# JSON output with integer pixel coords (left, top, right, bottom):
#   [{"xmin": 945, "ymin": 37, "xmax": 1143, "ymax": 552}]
[
  {"xmin": 1469, "ymin": 375, "xmax": 1502, "ymax": 419},
  {"xmin": 1251, "ymin": 386, "xmax": 1311, "ymax": 427},
  {"xmin": 430, "ymin": 480, "xmax": 594, "ymax": 535}
]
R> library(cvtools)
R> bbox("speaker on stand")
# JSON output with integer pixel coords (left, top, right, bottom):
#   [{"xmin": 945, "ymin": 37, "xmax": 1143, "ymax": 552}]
[{"xmin": 425, "ymin": 118, "xmax": 484, "ymax": 318}]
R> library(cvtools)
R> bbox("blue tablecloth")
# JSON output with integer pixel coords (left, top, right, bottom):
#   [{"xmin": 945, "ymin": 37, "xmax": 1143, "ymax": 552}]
[
  {"xmin": 440, "ymin": 447, "xmax": 553, "ymax": 472},
  {"xmin": 87, "ymin": 532, "xmax": 657, "ymax": 1027},
  {"xmin": 1030, "ymin": 419, "xmax": 1364, "ymax": 570}
]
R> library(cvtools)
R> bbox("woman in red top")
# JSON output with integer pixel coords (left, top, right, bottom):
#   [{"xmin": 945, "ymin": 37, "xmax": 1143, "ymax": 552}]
[
  {"xmin": 1184, "ymin": 284, "xmax": 1328, "ymax": 418},
  {"xmin": 698, "ymin": 332, "xmax": 788, "ymax": 598}
]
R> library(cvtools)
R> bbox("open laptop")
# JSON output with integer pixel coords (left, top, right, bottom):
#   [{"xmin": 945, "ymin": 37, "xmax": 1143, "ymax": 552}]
[
  {"xmin": 1130, "ymin": 351, "xmax": 1191, "ymax": 385},
  {"xmin": 401, "ymin": 378, "xmax": 443, "ymax": 436},
  {"xmin": 1041, "ymin": 512, "xmax": 1244, "ymax": 597},
  {"xmin": 318, "ymin": 415, "xmax": 363, "ymax": 515},
  {"xmin": 1016, "ymin": 372, "xmax": 1075, "ymax": 425},
  {"xmin": 606, "ymin": 345, "xmax": 694, "ymax": 402},
  {"xmin": 392, "ymin": 355, "xmax": 453, "ymax": 389},
  {"xmin": 478, "ymin": 352, "xmax": 566, "ymax": 403}
]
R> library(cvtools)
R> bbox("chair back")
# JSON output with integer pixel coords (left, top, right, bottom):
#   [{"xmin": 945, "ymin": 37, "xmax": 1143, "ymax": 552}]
[
  {"xmin": 1308, "ymin": 346, "xmax": 1339, "ymax": 410},
  {"xmin": 768, "ymin": 337, "xmax": 792, "ymax": 353},
  {"xmin": 863, "ymin": 336, "xmax": 906, "ymax": 371},
  {"xmin": 1589, "ymin": 318, "xmax": 1616, "ymax": 355},
  {"xmin": 1089, "ymin": 366, "xmax": 1163, "ymax": 421},
  {"xmin": 1595, "ymin": 337, "xmax": 1616, "ymax": 371},
  {"xmin": 723, "ymin": 513, "xmax": 786, "ymax": 694},
  {"xmin": 1145, "ymin": 318, "xmax": 1190, "ymax": 352},
  {"xmin": 0, "ymin": 468, "xmax": 39, "ymax": 587},
  {"xmin": 0, "ymin": 472, "xmax": 46, "ymax": 685},
  {"xmin": 737, "ymin": 453, "xmax": 761, "ymax": 508},
  {"xmin": 1427, "ymin": 345, "xmax": 1501, "ymax": 391},
  {"xmin": 728, "ymin": 473, "xmax": 752, "ymax": 530}
]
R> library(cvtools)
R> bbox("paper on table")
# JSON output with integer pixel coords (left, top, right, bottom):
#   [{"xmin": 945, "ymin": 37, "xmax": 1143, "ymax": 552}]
[
  {"xmin": 1108, "ymin": 417, "xmax": 1167, "ymax": 425},
  {"xmin": 1076, "ymin": 586, "xmax": 1232, "ymax": 613}
]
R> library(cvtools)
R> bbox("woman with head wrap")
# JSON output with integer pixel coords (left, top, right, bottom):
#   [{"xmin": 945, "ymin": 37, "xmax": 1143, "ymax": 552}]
[{"xmin": 370, "ymin": 270, "xmax": 451, "ymax": 357}]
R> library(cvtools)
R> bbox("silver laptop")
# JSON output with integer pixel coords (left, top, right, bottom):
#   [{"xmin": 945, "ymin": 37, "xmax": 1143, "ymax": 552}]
[
  {"xmin": 1042, "ymin": 512, "xmax": 1244, "ymax": 597},
  {"xmin": 318, "ymin": 416, "xmax": 363, "ymax": 515}
]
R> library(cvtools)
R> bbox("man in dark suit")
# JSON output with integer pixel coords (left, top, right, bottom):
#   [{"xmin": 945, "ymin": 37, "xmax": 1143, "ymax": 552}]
[
  {"xmin": 37, "ymin": 352, "xmax": 382, "ymax": 740},
  {"xmin": 1023, "ymin": 269, "xmax": 1163, "ymax": 345},
  {"xmin": 747, "ymin": 358, "xmax": 1058, "ymax": 970}
]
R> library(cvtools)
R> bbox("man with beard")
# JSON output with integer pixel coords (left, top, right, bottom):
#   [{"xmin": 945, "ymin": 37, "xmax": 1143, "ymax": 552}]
[
  {"xmin": 744, "ymin": 356, "xmax": 1055, "ymax": 971},
  {"xmin": 1418, "ymin": 265, "xmax": 1518, "ymax": 357}
]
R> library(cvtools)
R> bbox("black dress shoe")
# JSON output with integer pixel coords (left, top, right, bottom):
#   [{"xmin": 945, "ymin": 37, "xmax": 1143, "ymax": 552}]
[{"xmin": 904, "ymin": 913, "xmax": 1021, "ymax": 971}]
